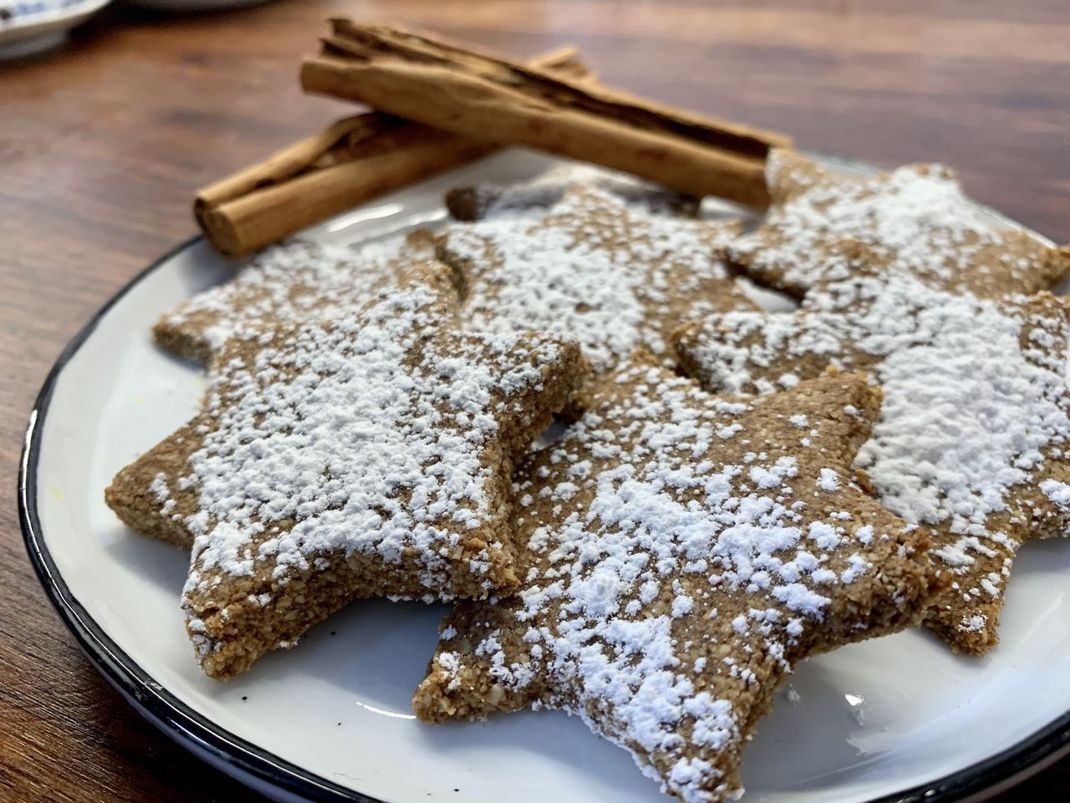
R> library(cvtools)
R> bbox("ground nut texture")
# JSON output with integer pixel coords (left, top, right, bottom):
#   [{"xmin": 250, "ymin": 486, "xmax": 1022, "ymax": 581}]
[
  {"xmin": 105, "ymin": 262, "xmax": 587, "ymax": 678},
  {"xmin": 413, "ymin": 356, "xmax": 937, "ymax": 803},
  {"xmin": 674, "ymin": 277, "xmax": 1070, "ymax": 654},
  {"xmin": 729, "ymin": 149, "xmax": 1070, "ymax": 300},
  {"xmin": 153, "ymin": 232, "xmax": 436, "ymax": 365},
  {"xmin": 436, "ymin": 184, "xmax": 756, "ymax": 389}
]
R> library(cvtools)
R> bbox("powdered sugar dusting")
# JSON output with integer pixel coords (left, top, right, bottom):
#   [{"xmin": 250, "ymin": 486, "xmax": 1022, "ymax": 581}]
[
  {"xmin": 439, "ymin": 185, "xmax": 748, "ymax": 375},
  {"xmin": 679, "ymin": 276, "xmax": 1070, "ymax": 540},
  {"xmin": 1041, "ymin": 479, "xmax": 1070, "ymax": 506},
  {"xmin": 675, "ymin": 274, "xmax": 1070, "ymax": 649},
  {"xmin": 732, "ymin": 151, "xmax": 1018, "ymax": 293},
  {"xmin": 858, "ymin": 300, "xmax": 1067, "ymax": 534},
  {"xmin": 179, "ymin": 268, "xmax": 575, "ymax": 610},
  {"xmin": 150, "ymin": 472, "xmax": 175, "ymax": 515},
  {"xmin": 817, "ymin": 469, "xmax": 840, "ymax": 492},
  {"xmin": 150, "ymin": 472, "xmax": 170, "ymax": 503},
  {"xmin": 158, "ymin": 235, "xmax": 429, "ymax": 359},
  {"xmin": 434, "ymin": 360, "xmax": 922, "ymax": 803}
]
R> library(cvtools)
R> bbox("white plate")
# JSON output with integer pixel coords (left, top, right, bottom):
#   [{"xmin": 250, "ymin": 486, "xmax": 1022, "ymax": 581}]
[
  {"xmin": 0, "ymin": 0, "xmax": 112, "ymax": 58},
  {"xmin": 19, "ymin": 150, "xmax": 1070, "ymax": 803}
]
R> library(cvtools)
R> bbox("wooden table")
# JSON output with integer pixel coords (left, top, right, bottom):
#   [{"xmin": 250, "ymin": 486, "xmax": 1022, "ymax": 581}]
[{"xmin": 2, "ymin": 1, "xmax": 1068, "ymax": 799}]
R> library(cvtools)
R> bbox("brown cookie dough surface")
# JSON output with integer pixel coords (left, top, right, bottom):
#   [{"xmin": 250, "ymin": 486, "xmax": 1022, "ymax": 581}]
[
  {"xmin": 414, "ymin": 356, "xmax": 936, "ymax": 803},
  {"xmin": 154, "ymin": 233, "xmax": 436, "ymax": 365},
  {"xmin": 674, "ymin": 277, "xmax": 1070, "ymax": 653},
  {"xmin": 730, "ymin": 149, "xmax": 1070, "ymax": 299},
  {"xmin": 445, "ymin": 163, "xmax": 699, "ymax": 222},
  {"xmin": 106, "ymin": 262, "xmax": 587, "ymax": 678}
]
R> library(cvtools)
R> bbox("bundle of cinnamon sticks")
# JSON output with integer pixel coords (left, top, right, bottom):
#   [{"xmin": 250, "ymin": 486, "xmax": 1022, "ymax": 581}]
[{"xmin": 196, "ymin": 21, "xmax": 791, "ymax": 257}]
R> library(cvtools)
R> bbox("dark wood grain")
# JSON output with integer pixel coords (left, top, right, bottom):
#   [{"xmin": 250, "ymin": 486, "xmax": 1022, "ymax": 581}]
[{"xmin": 1, "ymin": 1, "xmax": 1068, "ymax": 800}]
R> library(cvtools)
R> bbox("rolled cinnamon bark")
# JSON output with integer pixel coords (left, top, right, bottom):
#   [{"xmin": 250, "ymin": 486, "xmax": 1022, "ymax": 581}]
[
  {"xmin": 301, "ymin": 22, "xmax": 792, "ymax": 209},
  {"xmin": 196, "ymin": 45, "xmax": 587, "ymax": 256}
]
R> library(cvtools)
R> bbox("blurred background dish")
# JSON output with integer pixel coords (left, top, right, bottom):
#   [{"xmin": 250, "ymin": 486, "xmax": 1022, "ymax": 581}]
[
  {"xmin": 122, "ymin": 0, "xmax": 275, "ymax": 10},
  {"xmin": 0, "ymin": 0, "xmax": 112, "ymax": 58}
]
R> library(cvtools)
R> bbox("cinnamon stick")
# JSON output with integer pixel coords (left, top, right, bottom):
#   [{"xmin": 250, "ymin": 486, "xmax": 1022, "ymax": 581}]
[
  {"xmin": 301, "ymin": 22, "xmax": 792, "ymax": 209},
  {"xmin": 196, "ymin": 45, "xmax": 587, "ymax": 256}
]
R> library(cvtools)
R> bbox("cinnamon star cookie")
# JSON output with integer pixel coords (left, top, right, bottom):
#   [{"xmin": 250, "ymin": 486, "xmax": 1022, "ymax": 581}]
[
  {"xmin": 436, "ymin": 184, "xmax": 756, "ymax": 384},
  {"xmin": 106, "ymin": 261, "xmax": 586, "ymax": 678},
  {"xmin": 730, "ymin": 149, "xmax": 1070, "ymax": 299},
  {"xmin": 413, "ymin": 355, "xmax": 936, "ymax": 803},
  {"xmin": 445, "ymin": 163, "xmax": 699, "ymax": 222},
  {"xmin": 154, "ymin": 233, "xmax": 435, "ymax": 365},
  {"xmin": 673, "ymin": 276, "xmax": 1070, "ymax": 654}
]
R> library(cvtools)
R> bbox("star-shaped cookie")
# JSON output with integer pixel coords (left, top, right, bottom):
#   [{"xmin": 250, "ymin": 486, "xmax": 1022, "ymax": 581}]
[
  {"xmin": 445, "ymin": 163, "xmax": 699, "ymax": 222},
  {"xmin": 673, "ymin": 276, "xmax": 1070, "ymax": 653},
  {"xmin": 413, "ymin": 354, "xmax": 937, "ymax": 802},
  {"xmin": 154, "ymin": 232, "xmax": 435, "ymax": 365},
  {"xmin": 436, "ymin": 184, "xmax": 757, "ymax": 385},
  {"xmin": 729, "ymin": 149, "xmax": 1070, "ymax": 299},
  {"xmin": 106, "ymin": 261, "xmax": 587, "ymax": 678}
]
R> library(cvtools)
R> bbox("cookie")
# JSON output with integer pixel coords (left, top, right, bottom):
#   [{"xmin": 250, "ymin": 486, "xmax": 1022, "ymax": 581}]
[
  {"xmin": 413, "ymin": 355, "xmax": 937, "ymax": 803},
  {"xmin": 673, "ymin": 276, "xmax": 1070, "ymax": 653},
  {"xmin": 154, "ymin": 232, "xmax": 436, "ymax": 365},
  {"xmin": 445, "ymin": 163, "xmax": 699, "ymax": 222},
  {"xmin": 436, "ymin": 184, "xmax": 756, "ymax": 385},
  {"xmin": 729, "ymin": 149, "xmax": 1070, "ymax": 299},
  {"xmin": 105, "ymin": 261, "xmax": 587, "ymax": 678}
]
